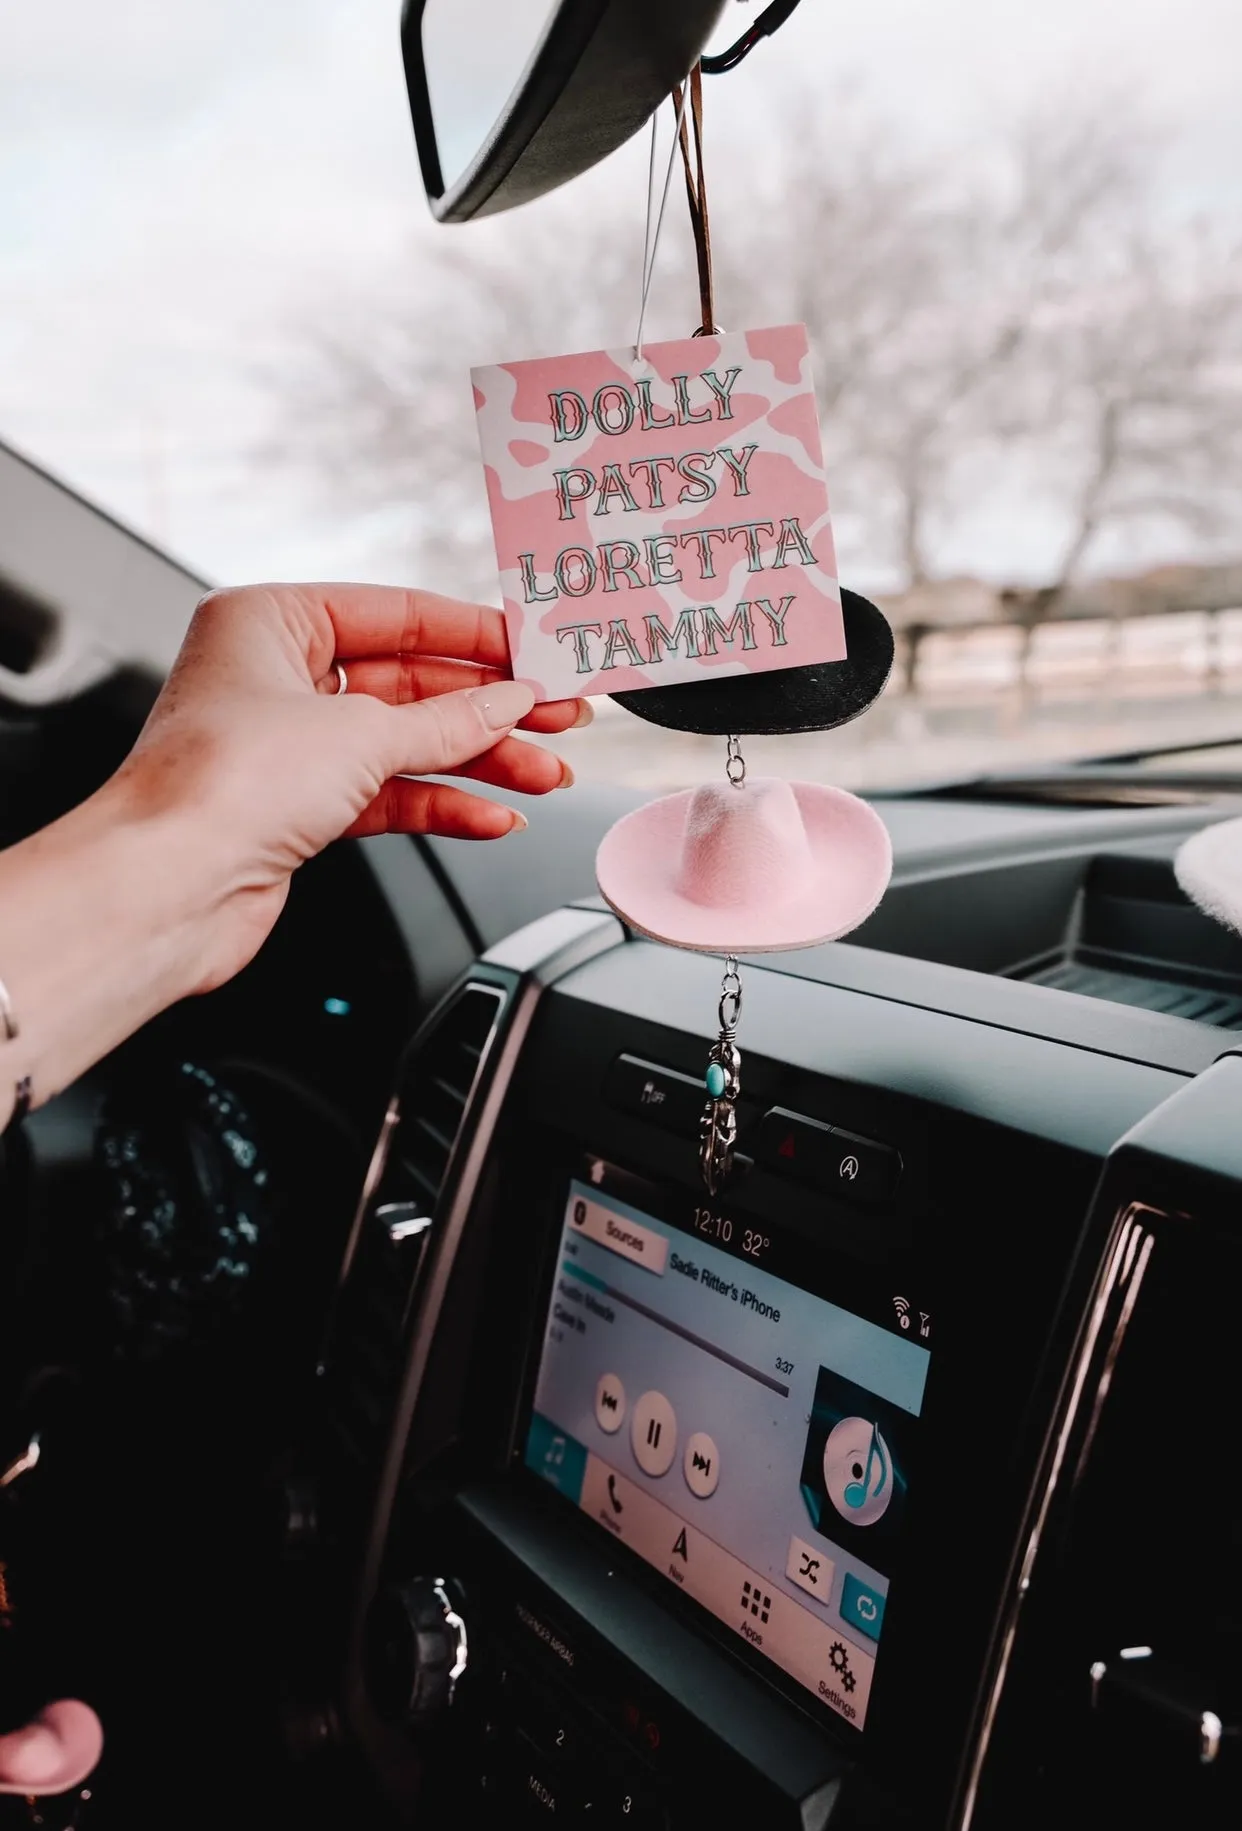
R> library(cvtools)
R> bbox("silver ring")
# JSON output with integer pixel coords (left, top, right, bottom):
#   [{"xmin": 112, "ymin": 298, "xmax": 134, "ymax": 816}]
[{"xmin": 334, "ymin": 662, "xmax": 348, "ymax": 696}]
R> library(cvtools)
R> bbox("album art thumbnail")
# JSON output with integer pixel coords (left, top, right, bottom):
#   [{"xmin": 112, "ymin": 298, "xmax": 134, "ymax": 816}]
[{"xmin": 799, "ymin": 1365, "xmax": 916, "ymax": 1574}]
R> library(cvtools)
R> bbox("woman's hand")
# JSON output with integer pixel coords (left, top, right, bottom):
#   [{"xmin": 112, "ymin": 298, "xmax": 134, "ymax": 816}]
[
  {"xmin": 0, "ymin": 582, "xmax": 589, "ymax": 1121},
  {"xmin": 113, "ymin": 581, "xmax": 588, "ymax": 991}
]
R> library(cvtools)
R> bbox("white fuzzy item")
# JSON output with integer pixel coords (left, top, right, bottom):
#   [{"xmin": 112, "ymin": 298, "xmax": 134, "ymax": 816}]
[{"xmin": 1174, "ymin": 816, "xmax": 1242, "ymax": 936}]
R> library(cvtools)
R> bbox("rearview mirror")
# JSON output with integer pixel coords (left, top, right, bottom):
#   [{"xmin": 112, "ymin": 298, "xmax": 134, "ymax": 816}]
[{"xmin": 403, "ymin": 0, "xmax": 729, "ymax": 223}]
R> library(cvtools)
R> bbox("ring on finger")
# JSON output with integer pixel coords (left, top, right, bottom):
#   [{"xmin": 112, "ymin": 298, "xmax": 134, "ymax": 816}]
[{"xmin": 334, "ymin": 662, "xmax": 348, "ymax": 696}]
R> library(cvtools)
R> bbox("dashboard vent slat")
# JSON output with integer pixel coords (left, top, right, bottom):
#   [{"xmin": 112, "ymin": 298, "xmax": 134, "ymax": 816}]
[
  {"xmin": 323, "ymin": 983, "xmax": 506, "ymax": 1474},
  {"xmin": 395, "ymin": 1153, "xmax": 442, "ymax": 1204},
  {"xmin": 1024, "ymin": 959, "xmax": 1242, "ymax": 1028},
  {"xmin": 1009, "ymin": 850, "xmax": 1242, "ymax": 1030}
]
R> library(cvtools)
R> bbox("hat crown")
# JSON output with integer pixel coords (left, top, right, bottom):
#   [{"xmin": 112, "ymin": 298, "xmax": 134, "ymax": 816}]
[{"xmin": 674, "ymin": 777, "xmax": 814, "ymax": 909}]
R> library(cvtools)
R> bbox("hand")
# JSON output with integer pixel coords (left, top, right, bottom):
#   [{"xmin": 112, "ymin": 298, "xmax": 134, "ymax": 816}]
[
  {"xmin": 111, "ymin": 581, "xmax": 589, "ymax": 992},
  {"xmin": 1, "ymin": 580, "xmax": 584, "ymax": 1121}
]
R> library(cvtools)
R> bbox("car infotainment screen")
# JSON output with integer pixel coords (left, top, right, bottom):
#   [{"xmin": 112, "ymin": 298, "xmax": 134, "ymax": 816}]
[{"xmin": 523, "ymin": 1178, "xmax": 931, "ymax": 1732}]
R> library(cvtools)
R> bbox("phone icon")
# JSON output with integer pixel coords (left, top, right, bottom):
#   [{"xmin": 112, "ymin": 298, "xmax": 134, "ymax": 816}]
[{"xmin": 607, "ymin": 1473, "xmax": 624, "ymax": 1514}]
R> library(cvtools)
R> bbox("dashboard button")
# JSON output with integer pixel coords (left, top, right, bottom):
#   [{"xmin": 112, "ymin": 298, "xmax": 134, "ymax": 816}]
[
  {"xmin": 517, "ymin": 1693, "xmax": 584, "ymax": 1765},
  {"xmin": 757, "ymin": 1107, "xmax": 901, "ymax": 1205},
  {"xmin": 604, "ymin": 1055, "xmax": 704, "ymax": 1137},
  {"xmin": 825, "ymin": 1125, "xmax": 901, "ymax": 1202},
  {"xmin": 840, "ymin": 1571, "xmax": 886, "ymax": 1642},
  {"xmin": 595, "ymin": 1372, "xmax": 627, "ymax": 1434},
  {"xmin": 785, "ymin": 1533, "xmax": 834, "ymax": 1604},
  {"xmin": 682, "ymin": 1431, "xmax": 720, "ymax": 1498},
  {"xmin": 631, "ymin": 1390, "xmax": 677, "ymax": 1477},
  {"xmin": 595, "ymin": 1775, "xmax": 665, "ymax": 1827},
  {"xmin": 503, "ymin": 1731, "xmax": 587, "ymax": 1819}
]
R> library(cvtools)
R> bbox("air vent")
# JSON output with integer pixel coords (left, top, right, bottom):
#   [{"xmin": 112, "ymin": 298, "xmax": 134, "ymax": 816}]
[
  {"xmin": 324, "ymin": 983, "xmax": 506, "ymax": 1475},
  {"xmin": 1011, "ymin": 852, "xmax": 1242, "ymax": 1029},
  {"xmin": 387, "ymin": 984, "xmax": 506, "ymax": 1213},
  {"xmin": 1023, "ymin": 960, "xmax": 1242, "ymax": 1028}
]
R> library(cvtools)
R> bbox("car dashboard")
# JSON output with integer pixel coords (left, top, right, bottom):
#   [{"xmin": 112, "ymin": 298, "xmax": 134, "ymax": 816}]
[
  {"xmin": 305, "ymin": 787, "xmax": 1242, "ymax": 1831},
  {"xmin": 5, "ymin": 765, "xmax": 1242, "ymax": 1831}
]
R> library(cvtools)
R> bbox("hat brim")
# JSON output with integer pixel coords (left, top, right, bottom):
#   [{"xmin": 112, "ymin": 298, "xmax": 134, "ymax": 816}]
[
  {"xmin": 595, "ymin": 783, "xmax": 893, "ymax": 954},
  {"xmin": 610, "ymin": 588, "xmax": 894, "ymax": 737}
]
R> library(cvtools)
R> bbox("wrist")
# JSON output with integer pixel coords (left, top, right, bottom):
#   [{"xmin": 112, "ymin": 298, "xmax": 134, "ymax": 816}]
[
  {"xmin": 0, "ymin": 779, "xmax": 221, "ymax": 1120},
  {"xmin": 80, "ymin": 772, "xmax": 226, "ymax": 1002}
]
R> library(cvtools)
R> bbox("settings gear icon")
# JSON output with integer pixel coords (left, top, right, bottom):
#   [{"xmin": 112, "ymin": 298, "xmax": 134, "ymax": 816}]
[{"xmin": 828, "ymin": 1641, "xmax": 857, "ymax": 1694}]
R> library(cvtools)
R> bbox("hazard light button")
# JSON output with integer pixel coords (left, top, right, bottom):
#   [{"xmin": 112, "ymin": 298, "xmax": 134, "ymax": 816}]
[{"xmin": 756, "ymin": 1107, "xmax": 901, "ymax": 1205}]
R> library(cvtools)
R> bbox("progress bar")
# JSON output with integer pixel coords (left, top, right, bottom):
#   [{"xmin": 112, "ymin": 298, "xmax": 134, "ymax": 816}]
[{"xmin": 560, "ymin": 1259, "xmax": 790, "ymax": 1397}]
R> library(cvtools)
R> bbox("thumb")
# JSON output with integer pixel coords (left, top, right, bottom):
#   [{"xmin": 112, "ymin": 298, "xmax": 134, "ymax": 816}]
[{"xmin": 381, "ymin": 679, "xmax": 537, "ymax": 778}]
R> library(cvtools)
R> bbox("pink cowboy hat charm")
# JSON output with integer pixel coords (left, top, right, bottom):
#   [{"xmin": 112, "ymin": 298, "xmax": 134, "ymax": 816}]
[{"xmin": 596, "ymin": 776, "xmax": 892, "ymax": 954}]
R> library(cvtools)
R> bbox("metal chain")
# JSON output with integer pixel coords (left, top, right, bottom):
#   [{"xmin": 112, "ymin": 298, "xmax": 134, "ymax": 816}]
[
  {"xmin": 718, "ymin": 956, "xmax": 742, "ymax": 1032},
  {"xmin": 726, "ymin": 734, "xmax": 746, "ymax": 789}
]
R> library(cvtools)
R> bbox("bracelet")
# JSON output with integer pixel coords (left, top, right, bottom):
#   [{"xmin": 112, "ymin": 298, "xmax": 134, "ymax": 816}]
[{"xmin": 0, "ymin": 976, "xmax": 32, "ymax": 1131}]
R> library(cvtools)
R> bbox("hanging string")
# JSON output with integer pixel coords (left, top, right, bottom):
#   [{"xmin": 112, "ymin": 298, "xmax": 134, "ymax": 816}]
[
  {"xmin": 635, "ymin": 83, "xmax": 690, "ymax": 361},
  {"xmin": 676, "ymin": 63, "xmax": 718, "ymax": 336}
]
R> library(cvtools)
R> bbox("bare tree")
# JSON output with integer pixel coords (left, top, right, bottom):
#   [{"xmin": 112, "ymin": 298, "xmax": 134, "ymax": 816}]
[
  {"xmin": 262, "ymin": 86, "xmax": 1242, "ymax": 690},
  {"xmin": 822, "ymin": 111, "xmax": 1164, "ymax": 593},
  {"xmin": 261, "ymin": 194, "xmax": 699, "ymax": 599},
  {"xmin": 262, "ymin": 91, "xmax": 968, "ymax": 593},
  {"xmin": 1004, "ymin": 223, "xmax": 1242, "ymax": 683}
]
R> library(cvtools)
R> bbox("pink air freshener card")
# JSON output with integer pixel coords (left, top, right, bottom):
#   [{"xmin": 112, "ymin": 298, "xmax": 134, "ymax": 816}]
[{"xmin": 471, "ymin": 324, "xmax": 846, "ymax": 702}]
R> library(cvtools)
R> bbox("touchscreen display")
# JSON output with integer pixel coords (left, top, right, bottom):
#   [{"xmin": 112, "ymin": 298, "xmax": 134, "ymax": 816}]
[{"xmin": 523, "ymin": 1179, "xmax": 931, "ymax": 1731}]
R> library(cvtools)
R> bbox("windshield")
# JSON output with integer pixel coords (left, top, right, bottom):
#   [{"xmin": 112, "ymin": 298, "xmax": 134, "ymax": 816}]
[{"xmin": 4, "ymin": 0, "xmax": 1241, "ymax": 792}]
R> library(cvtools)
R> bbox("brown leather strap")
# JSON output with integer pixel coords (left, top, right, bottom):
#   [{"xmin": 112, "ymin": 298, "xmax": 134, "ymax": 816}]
[{"xmin": 674, "ymin": 63, "xmax": 716, "ymax": 335}]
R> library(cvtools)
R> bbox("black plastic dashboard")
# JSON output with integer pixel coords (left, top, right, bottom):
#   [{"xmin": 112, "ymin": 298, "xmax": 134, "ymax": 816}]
[
  {"xmin": 7, "ymin": 751, "xmax": 1242, "ymax": 1831},
  {"xmin": 300, "ymin": 786, "xmax": 1242, "ymax": 1830}
]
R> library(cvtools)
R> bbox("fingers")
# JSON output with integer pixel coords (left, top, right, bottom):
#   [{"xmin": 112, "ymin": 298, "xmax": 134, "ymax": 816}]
[
  {"xmin": 196, "ymin": 585, "xmax": 596, "ymax": 736},
  {"xmin": 517, "ymin": 697, "xmax": 589, "ymax": 736},
  {"xmin": 323, "ymin": 654, "xmax": 592, "ymax": 735},
  {"xmin": 310, "ymin": 584, "xmax": 512, "ymax": 669},
  {"xmin": 350, "ymin": 679, "xmax": 569, "ymax": 833},
  {"xmin": 375, "ymin": 678, "xmax": 537, "ymax": 781},
  {"xmin": 193, "ymin": 584, "xmax": 515, "ymax": 687},
  {"xmin": 448, "ymin": 733, "xmax": 571, "ymax": 794},
  {"xmin": 346, "ymin": 778, "xmax": 528, "ymax": 841}
]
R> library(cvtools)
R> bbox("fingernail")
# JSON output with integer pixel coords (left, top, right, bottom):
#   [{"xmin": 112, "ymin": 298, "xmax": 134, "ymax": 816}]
[
  {"xmin": 470, "ymin": 680, "xmax": 536, "ymax": 730},
  {"xmin": 559, "ymin": 760, "xmax": 575, "ymax": 788},
  {"xmin": 508, "ymin": 810, "xmax": 529, "ymax": 833},
  {"xmin": 571, "ymin": 700, "xmax": 595, "ymax": 728}
]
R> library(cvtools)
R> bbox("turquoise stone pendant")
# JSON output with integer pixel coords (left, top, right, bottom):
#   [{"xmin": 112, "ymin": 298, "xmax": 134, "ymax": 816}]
[{"xmin": 700, "ymin": 957, "xmax": 742, "ymax": 1197}]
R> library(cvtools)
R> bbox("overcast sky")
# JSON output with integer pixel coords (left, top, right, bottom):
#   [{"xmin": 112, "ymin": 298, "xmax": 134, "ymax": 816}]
[{"xmin": 2, "ymin": 0, "xmax": 1240, "ymax": 594}]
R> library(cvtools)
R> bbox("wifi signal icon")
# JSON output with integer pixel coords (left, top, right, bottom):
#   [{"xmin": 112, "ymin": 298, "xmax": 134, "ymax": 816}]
[{"xmin": 892, "ymin": 1296, "xmax": 911, "ymax": 1330}]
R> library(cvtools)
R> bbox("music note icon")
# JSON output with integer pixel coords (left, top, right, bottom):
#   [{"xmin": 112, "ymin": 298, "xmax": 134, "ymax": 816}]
[{"xmin": 823, "ymin": 1416, "xmax": 893, "ymax": 1527}]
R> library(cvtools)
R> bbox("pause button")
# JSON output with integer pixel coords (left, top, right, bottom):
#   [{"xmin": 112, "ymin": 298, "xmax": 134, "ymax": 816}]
[{"xmin": 631, "ymin": 1391, "xmax": 677, "ymax": 1477}]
